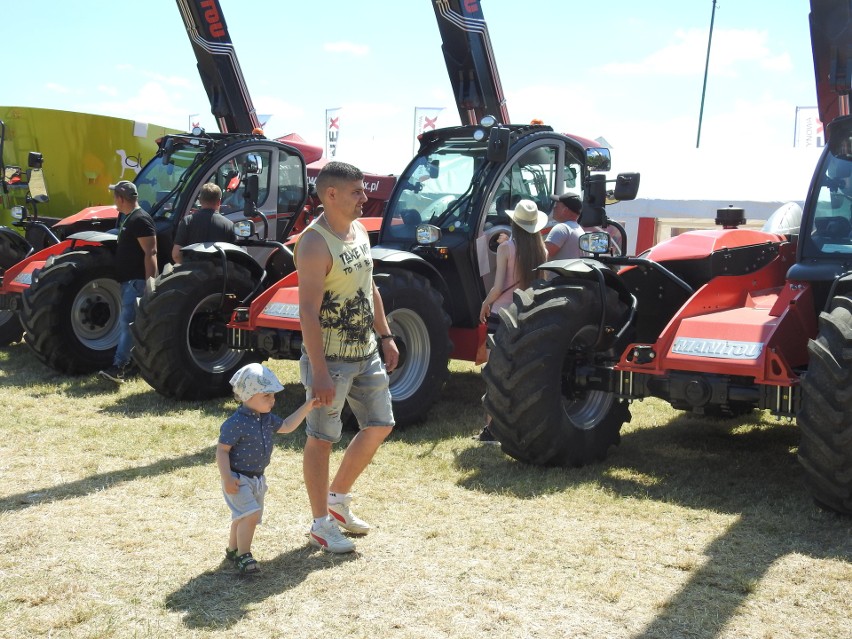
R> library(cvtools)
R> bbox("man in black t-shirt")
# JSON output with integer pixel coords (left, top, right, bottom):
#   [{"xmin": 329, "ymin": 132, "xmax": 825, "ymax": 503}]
[
  {"xmin": 171, "ymin": 183, "xmax": 235, "ymax": 264},
  {"xmin": 99, "ymin": 180, "xmax": 157, "ymax": 383}
]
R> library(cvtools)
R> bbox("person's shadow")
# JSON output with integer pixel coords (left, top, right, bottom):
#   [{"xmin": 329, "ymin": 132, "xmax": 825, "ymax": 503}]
[{"xmin": 165, "ymin": 546, "xmax": 358, "ymax": 629}]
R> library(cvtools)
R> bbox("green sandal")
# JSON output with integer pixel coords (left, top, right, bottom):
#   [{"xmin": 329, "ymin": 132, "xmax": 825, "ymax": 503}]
[
  {"xmin": 235, "ymin": 552, "xmax": 260, "ymax": 575},
  {"xmin": 225, "ymin": 548, "xmax": 238, "ymax": 564}
]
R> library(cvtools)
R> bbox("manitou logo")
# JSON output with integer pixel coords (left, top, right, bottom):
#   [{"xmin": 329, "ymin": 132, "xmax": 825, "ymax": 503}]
[
  {"xmin": 671, "ymin": 338, "xmax": 763, "ymax": 360},
  {"xmin": 200, "ymin": 0, "xmax": 225, "ymax": 38}
]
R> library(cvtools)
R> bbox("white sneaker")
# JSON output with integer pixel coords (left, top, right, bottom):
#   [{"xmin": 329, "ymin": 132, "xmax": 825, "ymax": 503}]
[
  {"xmin": 328, "ymin": 495, "xmax": 371, "ymax": 534},
  {"xmin": 309, "ymin": 518, "xmax": 356, "ymax": 553}
]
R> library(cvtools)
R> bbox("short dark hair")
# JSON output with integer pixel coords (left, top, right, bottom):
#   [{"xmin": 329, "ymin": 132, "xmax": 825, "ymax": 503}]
[{"xmin": 315, "ymin": 161, "xmax": 363, "ymax": 196}]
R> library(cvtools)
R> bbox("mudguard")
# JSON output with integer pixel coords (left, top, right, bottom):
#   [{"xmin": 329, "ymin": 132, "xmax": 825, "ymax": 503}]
[
  {"xmin": 179, "ymin": 241, "xmax": 266, "ymax": 283},
  {"xmin": 0, "ymin": 226, "xmax": 32, "ymax": 265}
]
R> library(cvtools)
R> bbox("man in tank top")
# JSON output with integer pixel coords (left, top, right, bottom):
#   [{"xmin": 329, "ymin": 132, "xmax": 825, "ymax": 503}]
[{"xmin": 295, "ymin": 161, "xmax": 398, "ymax": 554}]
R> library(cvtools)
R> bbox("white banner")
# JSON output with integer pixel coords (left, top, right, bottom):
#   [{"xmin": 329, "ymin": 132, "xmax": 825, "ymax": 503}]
[
  {"xmin": 325, "ymin": 107, "xmax": 342, "ymax": 158},
  {"xmin": 413, "ymin": 107, "xmax": 445, "ymax": 154},
  {"xmin": 794, "ymin": 106, "xmax": 824, "ymax": 148}
]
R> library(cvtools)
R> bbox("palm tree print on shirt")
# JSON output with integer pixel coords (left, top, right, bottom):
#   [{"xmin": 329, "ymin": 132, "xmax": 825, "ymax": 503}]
[{"xmin": 319, "ymin": 288, "xmax": 374, "ymax": 359}]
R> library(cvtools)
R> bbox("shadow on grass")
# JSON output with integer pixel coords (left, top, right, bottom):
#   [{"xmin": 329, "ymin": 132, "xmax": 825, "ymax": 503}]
[
  {"xmin": 453, "ymin": 410, "xmax": 852, "ymax": 639},
  {"xmin": 165, "ymin": 545, "xmax": 357, "ymax": 629},
  {"xmin": 0, "ymin": 446, "xmax": 214, "ymax": 513}
]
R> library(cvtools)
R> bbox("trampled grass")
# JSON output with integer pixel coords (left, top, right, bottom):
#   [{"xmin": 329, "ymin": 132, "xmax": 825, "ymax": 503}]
[{"xmin": 0, "ymin": 341, "xmax": 850, "ymax": 639}]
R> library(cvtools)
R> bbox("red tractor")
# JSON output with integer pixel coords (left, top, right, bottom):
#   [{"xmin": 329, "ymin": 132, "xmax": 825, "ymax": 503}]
[{"xmin": 482, "ymin": 0, "xmax": 852, "ymax": 515}]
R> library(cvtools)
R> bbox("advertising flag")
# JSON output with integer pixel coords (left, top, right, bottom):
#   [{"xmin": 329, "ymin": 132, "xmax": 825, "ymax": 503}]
[
  {"xmin": 794, "ymin": 106, "xmax": 824, "ymax": 148},
  {"xmin": 413, "ymin": 107, "xmax": 445, "ymax": 154},
  {"xmin": 325, "ymin": 107, "xmax": 342, "ymax": 158}
]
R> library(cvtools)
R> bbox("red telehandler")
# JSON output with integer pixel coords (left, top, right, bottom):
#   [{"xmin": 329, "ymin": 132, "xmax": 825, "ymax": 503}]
[
  {"xmin": 10, "ymin": 0, "xmax": 311, "ymax": 382},
  {"xmin": 221, "ymin": 0, "xmax": 640, "ymax": 424},
  {"xmin": 482, "ymin": 0, "xmax": 852, "ymax": 515}
]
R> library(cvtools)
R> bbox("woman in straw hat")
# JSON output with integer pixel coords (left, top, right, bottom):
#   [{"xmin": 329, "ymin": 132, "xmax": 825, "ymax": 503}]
[{"xmin": 475, "ymin": 199, "xmax": 548, "ymax": 443}]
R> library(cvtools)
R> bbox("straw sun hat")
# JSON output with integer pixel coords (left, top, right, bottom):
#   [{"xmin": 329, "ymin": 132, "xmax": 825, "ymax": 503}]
[{"xmin": 505, "ymin": 199, "xmax": 548, "ymax": 233}]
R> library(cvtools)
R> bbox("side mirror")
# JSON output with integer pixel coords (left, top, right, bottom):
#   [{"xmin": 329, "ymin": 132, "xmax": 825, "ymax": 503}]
[
  {"xmin": 585, "ymin": 147, "xmax": 611, "ymax": 172},
  {"xmin": 580, "ymin": 174, "xmax": 607, "ymax": 227},
  {"xmin": 612, "ymin": 172, "xmax": 640, "ymax": 201},
  {"xmin": 487, "ymin": 126, "xmax": 511, "ymax": 163},
  {"xmin": 244, "ymin": 154, "xmax": 263, "ymax": 175},
  {"xmin": 243, "ymin": 174, "xmax": 259, "ymax": 216},
  {"xmin": 161, "ymin": 139, "xmax": 174, "ymax": 165},
  {"xmin": 28, "ymin": 152, "xmax": 44, "ymax": 169}
]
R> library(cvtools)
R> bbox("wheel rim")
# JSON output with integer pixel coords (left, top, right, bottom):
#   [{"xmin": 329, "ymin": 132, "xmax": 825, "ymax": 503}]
[
  {"xmin": 387, "ymin": 308, "xmax": 431, "ymax": 402},
  {"xmin": 563, "ymin": 324, "xmax": 615, "ymax": 430},
  {"xmin": 185, "ymin": 293, "xmax": 244, "ymax": 373},
  {"xmin": 70, "ymin": 278, "xmax": 122, "ymax": 350}
]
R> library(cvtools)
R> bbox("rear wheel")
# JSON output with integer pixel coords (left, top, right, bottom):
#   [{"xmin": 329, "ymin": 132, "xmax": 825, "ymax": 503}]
[
  {"xmin": 0, "ymin": 231, "xmax": 29, "ymax": 346},
  {"xmin": 797, "ymin": 295, "xmax": 852, "ymax": 515},
  {"xmin": 21, "ymin": 248, "xmax": 120, "ymax": 373},
  {"xmin": 483, "ymin": 278, "xmax": 631, "ymax": 466},
  {"xmin": 131, "ymin": 258, "xmax": 263, "ymax": 400},
  {"xmin": 374, "ymin": 268, "xmax": 452, "ymax": 425}
]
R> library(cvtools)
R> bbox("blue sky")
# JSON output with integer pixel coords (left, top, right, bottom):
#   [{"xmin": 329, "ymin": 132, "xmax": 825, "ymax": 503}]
[{"xmin": 2, "ymin": 0, "xmax": 816, "ymax": 177}]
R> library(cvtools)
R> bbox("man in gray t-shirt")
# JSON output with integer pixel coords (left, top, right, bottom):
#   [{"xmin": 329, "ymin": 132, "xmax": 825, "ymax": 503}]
[
  {"xmin": 545, "ymin": 193, "xmax": 587, "ymax": 260},
  {"xmin": 172, "ymin": 182, "xmax": 235, "ymax": 264}
]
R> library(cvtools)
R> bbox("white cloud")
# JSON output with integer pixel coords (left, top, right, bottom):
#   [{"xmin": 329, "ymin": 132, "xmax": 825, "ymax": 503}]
[
  {"xmin": 323, "ymin": 41, "xmax": 369, "ymax": 56},
  {"xmin": 597, "ymin": 28, "xmax": 787, "ymax": 78},
  {"xmin": 97, "ymin": 85, "xmax": 119, "ymax": 97}
]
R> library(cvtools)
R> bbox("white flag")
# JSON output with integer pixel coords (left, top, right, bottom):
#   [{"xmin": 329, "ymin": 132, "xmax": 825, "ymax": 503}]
[
  {"xmin": 325, "ymin": 108, "xmax": 342, "ymax": 158},
  {"xmin": 794, "ymin": 106, "xmax": 824, "ymax": 148},
  {"xmin": 413, "ymin": 107, "xmax": 445, "ymax": 154}
]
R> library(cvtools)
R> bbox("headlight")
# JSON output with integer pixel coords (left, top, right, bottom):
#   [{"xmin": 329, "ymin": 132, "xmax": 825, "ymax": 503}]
[
  {"xmin": 234, "ymin": 220, "xmax": 255, "ymax": 238},
  {"xmin": 11, "ymin": 206, "xmax": 25, "ymax": 220},
  {"xmin": 416, "ymin": 224, "xmax": 441, "ymax": 245},
  {"xmin": 579, "ymin": 231, "xmax": 611, "ymax": 255}
]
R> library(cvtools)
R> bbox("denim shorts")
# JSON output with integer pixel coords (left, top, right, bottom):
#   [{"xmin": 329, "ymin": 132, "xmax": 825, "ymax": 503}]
[
  {"xmin": 300, "ymin": 351, "xmax": 395, "ymax": 443},
  {"xmin": 222, "ymin": 472, "xmax": 267, "ymax": 522}
]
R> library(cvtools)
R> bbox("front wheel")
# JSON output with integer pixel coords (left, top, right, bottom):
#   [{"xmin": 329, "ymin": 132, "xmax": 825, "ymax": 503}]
[
  {"xmin": 797, "ymin": 295, "xmax": 852, "ymax": 515},
  {"xmin": 131, "ymin": 258, "xmax": 263, "ymax": 400},
  {"xmin": 483, "ymin": 277, "xmax": 632, "ymax": 466},
  {"xmin": 374, "ymin": 268, "xmax": 452, "ymax": 425},
  {"xmin": 21, "ymin": 248, "xmax": 121, "ymax": 373}
]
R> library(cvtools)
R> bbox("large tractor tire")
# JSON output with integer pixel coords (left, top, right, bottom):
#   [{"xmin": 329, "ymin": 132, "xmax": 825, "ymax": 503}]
[
  {"xmin": 483, "ymin": 278, "xmax": 632, "ymax": 466},
  {"xmin": 21, "ymin": 248, "xmax": 121, "ymax": 373},
  {"xmin": 374, "ymin": 268, "xmax": 452, "ymax": 425},
  {"xmin": 131, "ymin": 259, "xmax": 263, "ymax": 400},
  {"xmin": 0, "ymin": 311, "xmax": 23, "ymax": 346},
  {"xmin": 797, "ymin": 295, "xmax": 852, "ymax": 515}
]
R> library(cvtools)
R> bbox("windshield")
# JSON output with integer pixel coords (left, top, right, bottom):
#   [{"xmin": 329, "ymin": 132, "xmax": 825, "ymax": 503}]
[
  {"xmin": 134, "ymin": 145, "xmax": 207, "ymax": 221},
  {"xmin": 803, "ymin": 150, "xmax": 852, "ymax": 257},
  {"xmin": 384, "ymin": 141, "xmax": 487, "ymax": 240}
]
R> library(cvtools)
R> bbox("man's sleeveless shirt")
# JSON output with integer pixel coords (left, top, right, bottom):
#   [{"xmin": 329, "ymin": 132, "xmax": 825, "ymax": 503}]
[{"xmin": 296, "ymin": 220, "xmax": 377, "ymax": 360}]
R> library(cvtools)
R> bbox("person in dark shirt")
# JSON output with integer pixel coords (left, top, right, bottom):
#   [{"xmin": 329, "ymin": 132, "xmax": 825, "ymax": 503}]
[
  {"xmin": 98, "ymin": 180, "xmax": 157, "ymax": 383},
  {"xmin": 217, "ymin": 363, "xmax": 320, "ymax": 575},
  {"xmin": 171, "ymin": 183, "xmax": 235, "ymax": 264}
]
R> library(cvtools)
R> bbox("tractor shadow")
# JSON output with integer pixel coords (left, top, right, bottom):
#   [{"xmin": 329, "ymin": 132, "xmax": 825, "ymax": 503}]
[{"xmin": 453, "ymin": 409, "xmax": 852, "ymax": 639}]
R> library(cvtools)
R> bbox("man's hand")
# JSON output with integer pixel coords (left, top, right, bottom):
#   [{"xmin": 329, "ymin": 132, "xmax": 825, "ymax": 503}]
[
  {"xmin": 312, "ymin": 369, "xmax": 336, "ymax": 406},
  {"xmin": 382, "ymin": 338, "xmax": 400, "ymax": 372}
]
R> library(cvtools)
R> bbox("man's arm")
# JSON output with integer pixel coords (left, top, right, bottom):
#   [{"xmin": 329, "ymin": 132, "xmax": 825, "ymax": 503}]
[
  {"xmin": 372, "ymin": 280, "xmax": 399, "ymax": 372},
  {"xmin": 297, "ymin": 231, "xmax": 335, "ymax": 405},
  {"xmin": 138, "ymin": 235, "xmax": 158, "ymax": 279},
  {"xmin": 544, "ymin": 224, "xmax": 566, "ymax": 258},
  {"xmin": 171, "ymin": 244, "xmax": 184, "ymax": 265}
]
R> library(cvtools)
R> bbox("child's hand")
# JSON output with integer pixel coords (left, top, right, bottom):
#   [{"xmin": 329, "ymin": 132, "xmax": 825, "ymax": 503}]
[
  {"xmin": 222, "ymin": 475, "xmax": 240, "ymax": 495},
  {"xmin": 309, "ymin": 397, "xmax": 322, "ymax": 409}
]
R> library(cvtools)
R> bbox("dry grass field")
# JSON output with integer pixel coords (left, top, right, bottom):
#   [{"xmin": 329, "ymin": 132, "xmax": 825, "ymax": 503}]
[{"xmin": 0, "ymin": 340, "xmax": 850, "ymax": 639}]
